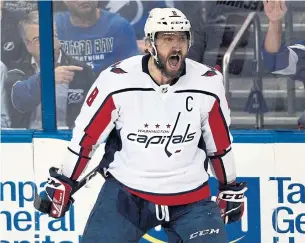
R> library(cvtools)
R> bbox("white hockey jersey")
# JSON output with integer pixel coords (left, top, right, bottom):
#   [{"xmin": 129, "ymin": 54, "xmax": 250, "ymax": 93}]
[{"xmin": 60, "ymin": 54, "xmax": 236, "ymax": 205}]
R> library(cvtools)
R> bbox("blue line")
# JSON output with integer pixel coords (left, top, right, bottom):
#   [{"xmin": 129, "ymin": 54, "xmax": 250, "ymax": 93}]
[
  {"xmin": 38, "ymin": 1, "xmax": 56, "ymax": 132},
  {"xmin": 1, "ymin": 130, "xmax": 305, "ymax": 143}
]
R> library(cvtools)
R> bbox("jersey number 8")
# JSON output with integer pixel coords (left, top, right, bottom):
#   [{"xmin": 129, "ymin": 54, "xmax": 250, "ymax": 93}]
[{"xmin": 86, "ymin": 87, "xmax": 99, "ymax": 107}]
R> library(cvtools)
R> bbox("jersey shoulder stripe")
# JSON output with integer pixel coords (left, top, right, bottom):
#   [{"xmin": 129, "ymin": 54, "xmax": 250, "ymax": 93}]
[{"xmin": 184, "ymin": 59, "xmax": 225, "ymax": 100}]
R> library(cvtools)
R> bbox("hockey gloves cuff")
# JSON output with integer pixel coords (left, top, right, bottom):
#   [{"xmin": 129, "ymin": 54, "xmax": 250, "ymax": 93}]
[
  {"xmin": 216, "ymin": 182, "xmax": 248, "ymax": 224},
  {"xmin": 34, "ymin": 167, "xmax": 77, "ymax": 218}
]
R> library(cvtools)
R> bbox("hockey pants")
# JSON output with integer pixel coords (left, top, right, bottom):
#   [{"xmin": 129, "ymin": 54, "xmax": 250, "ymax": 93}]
[{"xmin": 81, "ymin": 175, "xmax": 228, "ymax": 243}]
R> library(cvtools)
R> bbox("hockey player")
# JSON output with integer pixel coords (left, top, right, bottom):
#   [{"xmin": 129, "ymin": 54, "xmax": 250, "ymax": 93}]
[
  {"xmin": 36, "ymin": 8, "xmax": 247, "ymax": 243},
  {"xmin": 262, "ymin": 0, "xmax": 305, "ymax": 128}
]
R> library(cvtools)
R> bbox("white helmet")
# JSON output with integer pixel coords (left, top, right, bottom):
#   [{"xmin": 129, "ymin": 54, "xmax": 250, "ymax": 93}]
[
  {"xmin": 144, "ymin": 8, "xmax": 192, "ymax": 65},
  {"xmin": 145, "ymin": 8, "xmax": 192, "ymax": 46}
]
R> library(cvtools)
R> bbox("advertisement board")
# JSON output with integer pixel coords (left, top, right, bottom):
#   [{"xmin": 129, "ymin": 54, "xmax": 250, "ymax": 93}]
[{"xmin": 1, "ymin": 139, "xmax": 305, "ymax": 242}]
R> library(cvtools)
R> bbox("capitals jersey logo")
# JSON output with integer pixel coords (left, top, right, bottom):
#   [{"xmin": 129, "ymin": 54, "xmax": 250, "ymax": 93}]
[{"xmin": 127, "ymin": 112, "xmax": 196, "ymax": 157}]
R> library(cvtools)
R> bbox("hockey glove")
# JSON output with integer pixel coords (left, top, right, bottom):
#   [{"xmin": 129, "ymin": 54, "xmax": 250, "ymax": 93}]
[
  {"xmin": 216, "ymin": 182, "xmax": 247, "ymax": 224},
  {"xmin": 34, "ymin": 167, "xmax": 77, "ymax": 218}
]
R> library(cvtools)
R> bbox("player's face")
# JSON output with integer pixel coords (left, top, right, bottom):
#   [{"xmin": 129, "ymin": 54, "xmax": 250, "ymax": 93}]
[
  {"xmin": 155, "ymin": 32, "xmax": 189, "ymax": 78},
  {"xmin": 64, "ymin": 1, "xmax": 98, "ymax": 18}
]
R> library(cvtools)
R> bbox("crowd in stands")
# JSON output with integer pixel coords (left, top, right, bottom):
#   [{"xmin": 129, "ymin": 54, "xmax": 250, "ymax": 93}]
[{"xmin": 1, "ymin": 0, "xmax": 304, "ymax": 129}]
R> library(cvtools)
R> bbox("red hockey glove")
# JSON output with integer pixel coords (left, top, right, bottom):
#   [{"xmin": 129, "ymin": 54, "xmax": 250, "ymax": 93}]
[
  {"xmin": 34, "ymin": 167, "xmax": 76, "ymax": 218},
  {"xmin": 216, "ymin": 182, "xmax": 248, "ymax": 224}
]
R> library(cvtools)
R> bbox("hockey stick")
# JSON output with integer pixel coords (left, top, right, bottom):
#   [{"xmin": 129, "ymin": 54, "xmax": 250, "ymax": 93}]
[
  {"xmin": 33, "ymin": 165, "xmax": 101, "ymax": 213},
  {"xmin": 72, "ymin": 165, "xmax": 101, "ymax": 194}
]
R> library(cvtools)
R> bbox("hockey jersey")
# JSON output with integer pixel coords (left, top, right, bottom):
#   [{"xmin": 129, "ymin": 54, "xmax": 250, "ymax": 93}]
[
  {"xmin": 60, "ymin": 55, "xmax": 236, "ymax": 205},
  {"xmin": 262, "ymin": 40, "xmax": 305, "ymax": 82}
]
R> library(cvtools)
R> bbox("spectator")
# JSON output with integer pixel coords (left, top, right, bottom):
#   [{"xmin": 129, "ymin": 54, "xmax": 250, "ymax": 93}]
[
  {"xmin": 55, "ymin": 1, "xmax": 139, "ymax": 75},
  {"xmin": 10, "ymin": 11, "xmax": 96, "ymax": 129},
  {"xmin": 0, "ymin": 61, "xmax": 10, "ymax": 128},
  {"xmin": 262, "ymin": 0, "xmax": 305, "ymax": 127},
  {"xmin": 262, "ymin": 0, "xmax": 304, "ymax": 82},
  {"xmin": 1, "ymin": 0, "xmax": 37, "ymax": 70}
]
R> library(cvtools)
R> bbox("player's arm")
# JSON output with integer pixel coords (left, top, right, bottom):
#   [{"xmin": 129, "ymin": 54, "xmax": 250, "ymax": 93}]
[
  {"xmin": 59, "ymin": 76, "xmax": 118, "ymax": 180},
  {"xmin": 201, "ymin": 73, "xmax": 247, "ymax": 224},
  {"xmin": 201, "ymin": 78, "xmax": 235, "ymax": 186},
  {"xmin": 38, "ymin": 72, "xmax": 119, "ymax": 218}
]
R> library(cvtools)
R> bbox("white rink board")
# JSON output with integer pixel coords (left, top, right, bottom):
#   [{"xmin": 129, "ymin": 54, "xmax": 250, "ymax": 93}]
[{"xmin": 1, "ymin": 139, "xmax": 305, "ymax": 243}]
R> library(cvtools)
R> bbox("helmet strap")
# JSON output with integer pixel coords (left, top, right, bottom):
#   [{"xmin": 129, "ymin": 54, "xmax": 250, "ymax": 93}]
[
  {"xmin": 150, "ymin": 42, "xmax": 163, "ymax": 70},
  {"xmin": 150, "ymin": 44, "xmax": 173, "ymax": 79},
  {"xmin": 150, "ymin": 43, "xmax": 158, "ymax": 61}
]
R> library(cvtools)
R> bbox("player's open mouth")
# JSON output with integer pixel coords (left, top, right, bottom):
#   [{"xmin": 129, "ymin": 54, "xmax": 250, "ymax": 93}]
[{"xmin": 168, "ymin": 54, "xmax": 181, "ymax": 69}]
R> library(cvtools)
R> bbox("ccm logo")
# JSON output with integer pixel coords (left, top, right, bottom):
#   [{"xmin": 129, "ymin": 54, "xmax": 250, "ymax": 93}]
[
  {"xmin": 220, "ymin": 193, "xmax": 245, "ymax": 202},
  {"xmin": 190, "ymin": 229, "xmax": 220, "ymax": 239}
]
